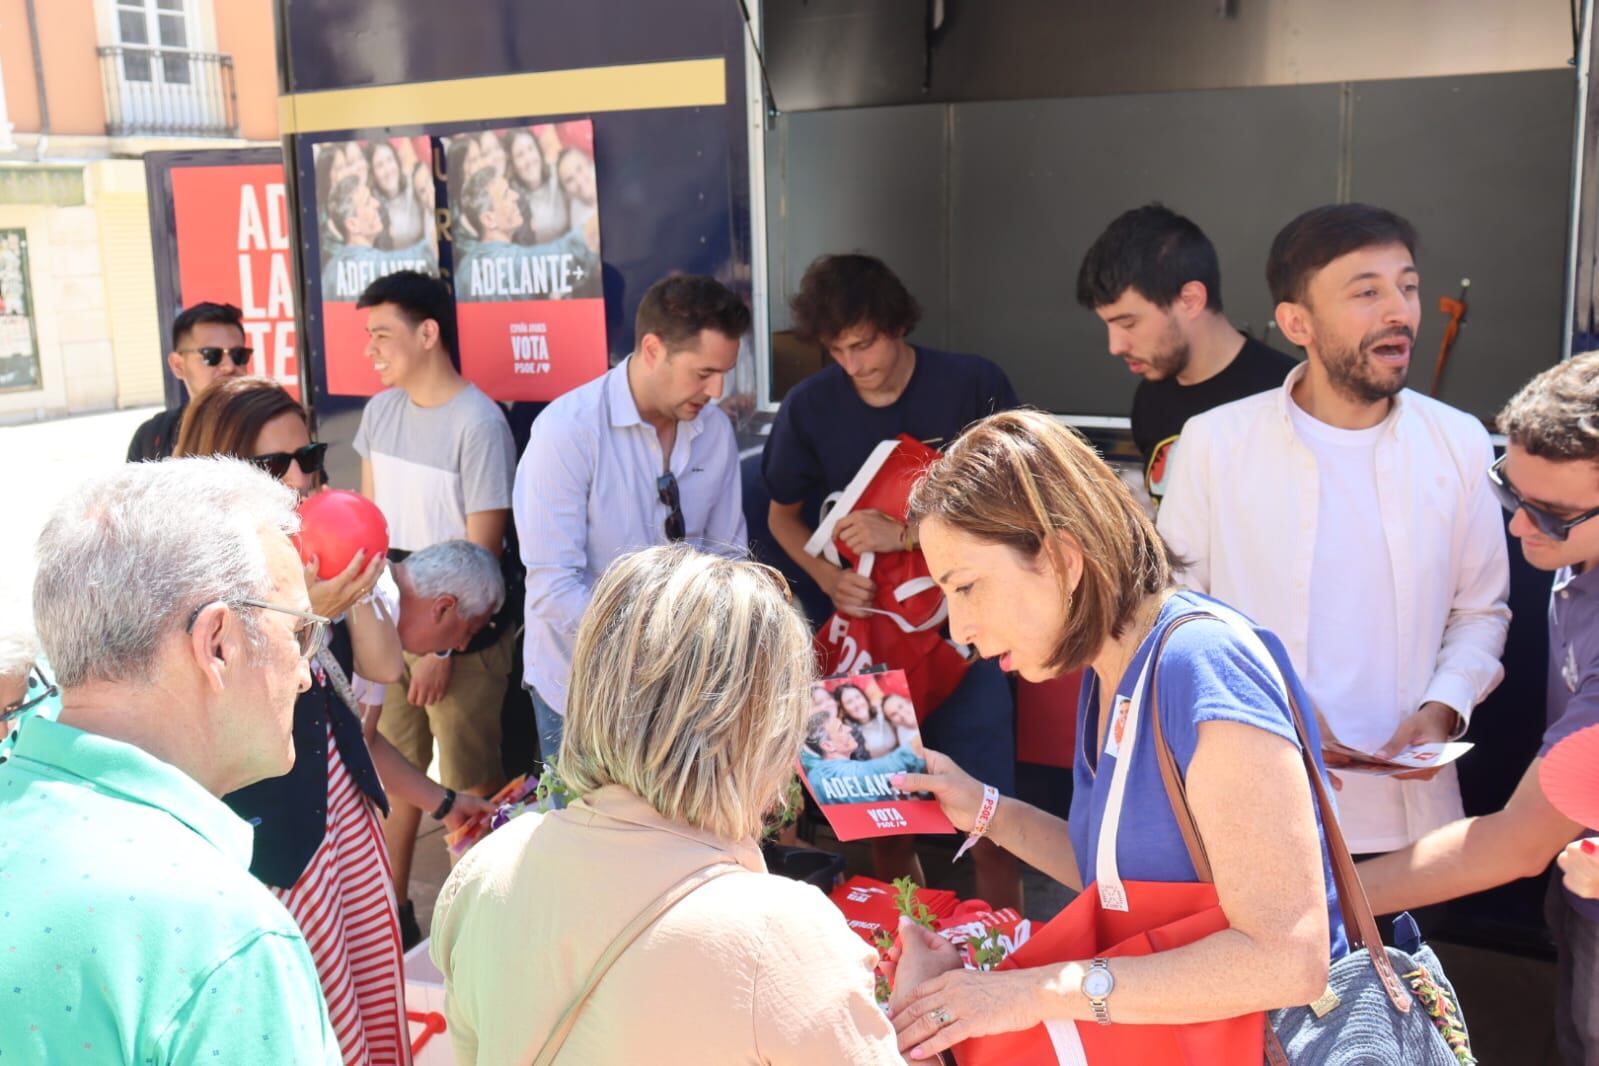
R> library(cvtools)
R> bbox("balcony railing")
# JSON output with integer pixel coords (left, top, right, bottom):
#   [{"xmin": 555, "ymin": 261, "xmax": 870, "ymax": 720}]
[{"xmin": 96, "ymin": 46, "xmax": 239, "ymax": 139}]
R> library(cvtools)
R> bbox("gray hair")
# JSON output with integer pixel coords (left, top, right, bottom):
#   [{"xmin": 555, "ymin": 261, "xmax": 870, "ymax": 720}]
[
  {"xmin": 33, "ymin": 457, "xmax": 300, "ymax": 689},
  {"xmin": 400, "ymin": 540, "xmax": 504, "ymax": 619},
  {"xmin": 0, "ymin": 629, "xmax": 39, "ymax": 680}
]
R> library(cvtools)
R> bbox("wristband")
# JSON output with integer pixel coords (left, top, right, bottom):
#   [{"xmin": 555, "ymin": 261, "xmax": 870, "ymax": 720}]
[
  {"xmin": 901, "ymin": 521, "xmax": 917, "ymax": 553},
  {"xmin": 431, "ymin": 787, "xmax": 457, "ymax": 820},
  {"xmin": 953, "ymin": 784, "xmax": 1000, "ymax": 862}
]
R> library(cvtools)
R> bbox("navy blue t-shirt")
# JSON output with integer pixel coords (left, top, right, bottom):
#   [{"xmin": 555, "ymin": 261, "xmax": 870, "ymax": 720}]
[
  {"xmin": 762, "ymin": 346, "xmax": 1019, "ymax": 505},
  {"xmin": 1070, "ymin": 591, "xmax": 1350, "ymax": 961}
]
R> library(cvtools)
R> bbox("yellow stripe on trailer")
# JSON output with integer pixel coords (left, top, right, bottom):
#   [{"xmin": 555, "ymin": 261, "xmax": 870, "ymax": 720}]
[{"xmin": 278, "ymin": 57, "xmax": 727, "ymax": 134}]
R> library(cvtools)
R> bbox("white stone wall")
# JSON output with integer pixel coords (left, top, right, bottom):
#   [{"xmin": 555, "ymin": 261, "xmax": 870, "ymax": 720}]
[{"xmin": 0, "ymin": 160, "xmax": 164, "ymax": 424}]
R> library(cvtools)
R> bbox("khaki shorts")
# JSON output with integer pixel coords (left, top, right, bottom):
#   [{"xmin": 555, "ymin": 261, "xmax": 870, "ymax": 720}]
[{"xmin": 377, "ymin": 625, "xmax": 514, "ymax": 792}]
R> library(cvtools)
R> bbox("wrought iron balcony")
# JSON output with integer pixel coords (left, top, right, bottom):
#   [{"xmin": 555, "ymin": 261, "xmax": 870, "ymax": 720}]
[{"xmin": 96, "ymin": 46, "xmax": 239, "ymax": 138}]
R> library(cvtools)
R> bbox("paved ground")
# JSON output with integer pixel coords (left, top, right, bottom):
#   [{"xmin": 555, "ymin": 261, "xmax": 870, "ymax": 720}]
[
  {"xmin": 0, "ymin": 406, "xmax": 157, "ymax": 626},
  {"xmin": 4, "ymin": 406, "xmax": 1566, "ymax": 1064}
]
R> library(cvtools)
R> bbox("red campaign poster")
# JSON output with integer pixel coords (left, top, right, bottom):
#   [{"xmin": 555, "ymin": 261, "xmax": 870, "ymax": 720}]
[
  {"xmin": 170, "ymin": 164, "xmax": 300, "ymax": 399},
  {"xmin": 313, "ymin": 136, "xmax": 440, "ymax": 396},
  {"xmin": 444, "ymin": 122, "xmax": 607, "ymax": 401},
  {"xmin": 797, "ymin": 669, "xmax": 956, "ymax": 841}
]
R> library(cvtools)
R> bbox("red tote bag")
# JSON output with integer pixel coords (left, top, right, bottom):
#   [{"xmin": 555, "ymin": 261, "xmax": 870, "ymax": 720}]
[
  {"xmin": 956, "ymin": 879, "xmax": 1260, "ymax": 1065},
  {"xmin": 807, "ymin": 434, "xmax": 972, "ymax": 710},
  {"xmin": 957, "ymin": 614, "xmax": 1268, "ymax": 1066}
]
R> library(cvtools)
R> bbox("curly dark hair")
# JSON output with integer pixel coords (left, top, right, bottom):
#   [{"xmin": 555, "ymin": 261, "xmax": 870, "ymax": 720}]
[{"xmin": 789, "ymin": 253, "xmax": 920, "ymax": 346}]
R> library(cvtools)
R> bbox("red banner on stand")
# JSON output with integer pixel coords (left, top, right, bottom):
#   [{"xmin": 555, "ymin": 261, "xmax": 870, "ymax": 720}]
[
  {"xmin": 171, "ymin": 163, "xmax": 300, "ymax": 398},
  {"xmin": 456, "ymin": 297, "xmax": 608, "ymax": 401}
]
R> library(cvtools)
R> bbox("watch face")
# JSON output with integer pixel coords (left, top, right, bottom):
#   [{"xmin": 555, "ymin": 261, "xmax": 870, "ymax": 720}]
[{"xmin": 1083, "ymin": 969, "xmax": 1113, "ymax": 999}]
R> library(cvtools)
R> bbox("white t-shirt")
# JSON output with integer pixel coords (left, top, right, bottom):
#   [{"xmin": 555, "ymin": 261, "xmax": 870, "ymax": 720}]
[
  {"xmin": 349, "ymin": 571, "xmax": 401, "ymax": 707},
  {"xmin": 1289, "ymin": 399, "xmax": 1407, "ymax": 853}
]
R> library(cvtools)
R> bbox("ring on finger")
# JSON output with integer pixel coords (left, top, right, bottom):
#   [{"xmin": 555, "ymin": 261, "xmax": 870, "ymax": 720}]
[{"xmin": 929, "ymin": 1007, "xmax": 954, "ymax": 1027}]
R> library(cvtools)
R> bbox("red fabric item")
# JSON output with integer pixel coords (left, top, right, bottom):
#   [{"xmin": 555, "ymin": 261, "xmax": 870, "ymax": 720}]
[
  {"xmin": 274, "ymin": 728, "xmax": 411, "ymax": 1066},
  {"xmin": 819, "ymin": 434, "xmax": 941, "ymax": 570},
  {"xmin": 811, "ymin": 434, "xmax": 971, "ymax": 713},
  {"xmin": 1539, "ymin": 722, "xmax": 1599, "ymax": 828},
  {"xmin": 1016, "ymin": 669, "xmax": 1083, "ymax": 769},
  {"xmin": 828, "ymin": 875, "xmax": 960, "ymax": 952},
  {"xmin": 815, "ymin": 613, "xmax": 970, "ymax": 719},
  {"xmin": 956, "ymin": 879, "xmax": 1264, "ymax": 1066}
]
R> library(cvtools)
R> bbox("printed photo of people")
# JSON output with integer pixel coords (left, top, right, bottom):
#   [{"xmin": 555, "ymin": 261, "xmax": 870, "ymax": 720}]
[
  {"xmin": 445, "ymin": 122, "xmax": 602, "ymax": 303},
  {"xmin": 312, "ymin": 136, "xmax": 440, "ymax": 303},
  {"xmin": 799, "ymin": 671, "xmax": 933, "ymax": 806}
]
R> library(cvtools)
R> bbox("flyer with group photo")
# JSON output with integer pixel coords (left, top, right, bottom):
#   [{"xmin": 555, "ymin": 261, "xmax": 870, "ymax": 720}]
[
  {"xmin": 312, "ymin": 135, "xmax": 441, "ymax": 396},
  {"xmin": 797, "ymin": 669, "xmax": 956, "ymax": 841}
]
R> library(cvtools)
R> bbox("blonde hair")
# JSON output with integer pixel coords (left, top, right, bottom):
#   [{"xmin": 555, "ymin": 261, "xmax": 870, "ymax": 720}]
[
  {"xmin": 907, "ymin": 409, "xmax": 1173, "ymax": 674},
  {"xmin": 559, "ymin": 544, "xmax": 814, "ymax": 841}
]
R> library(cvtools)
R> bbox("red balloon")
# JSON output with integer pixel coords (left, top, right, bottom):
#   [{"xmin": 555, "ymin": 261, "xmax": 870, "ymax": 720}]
[{"xmin": 295, "ymin": 490, "xmax": 389, "ymax": 580}]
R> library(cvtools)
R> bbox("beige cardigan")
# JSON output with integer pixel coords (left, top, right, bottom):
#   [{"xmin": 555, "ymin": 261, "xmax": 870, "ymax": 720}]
[{"xmin": 431, "ymin": 784, "xmax": 905, "ymax": 1064}]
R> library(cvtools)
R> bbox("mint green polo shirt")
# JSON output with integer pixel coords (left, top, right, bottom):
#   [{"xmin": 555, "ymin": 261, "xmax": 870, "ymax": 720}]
[{"xmin": 0, "ymin": 719, "xmax": 341, "ymax": 1064}]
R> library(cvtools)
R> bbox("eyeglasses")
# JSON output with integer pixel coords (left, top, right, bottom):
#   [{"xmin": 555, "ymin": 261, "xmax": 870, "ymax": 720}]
[
  {"xmin": 248, "ymin": 442, "xmax": 328, "ymax": 480},
  {"xmin": 180, "ymin": 346, "xmax": 254, "ymax": 368},
  {"xmin": 188, "ymin": 598, "xmax": 331, "ymax": 660},
  {"xmin": 1488, "ymin": 454, "xmax": 1599, "ymax": 542},
  {"xmin": 657, "ymin": 472, "xmax": 687, "ymax": 542},
  {"xmin": 1, "ymin": 665, "xmax": 57, "ymax": 722},
  {"xmin": 238, "ymin": 599, "xmax": 331, "ymax": 659}
]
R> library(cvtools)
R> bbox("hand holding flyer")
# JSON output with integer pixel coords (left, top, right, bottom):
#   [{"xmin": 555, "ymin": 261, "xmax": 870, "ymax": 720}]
[
  {"xmin": 1319, "ymin": 737, "xmax": 1475, "ymax": 777},
  {"xmin": 797, "ymin": 670, "xmax": 956, "ymax": 841}
]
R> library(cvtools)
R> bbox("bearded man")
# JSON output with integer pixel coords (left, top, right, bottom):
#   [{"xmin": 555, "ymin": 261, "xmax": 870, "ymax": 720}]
[
  {"xmin": 1076, "ymin": 203, "xmax": 1297, "ymax": 502},
  {"xmin": 1157, "ymin": 203, "xmax": 1510, "ymax": 865}
]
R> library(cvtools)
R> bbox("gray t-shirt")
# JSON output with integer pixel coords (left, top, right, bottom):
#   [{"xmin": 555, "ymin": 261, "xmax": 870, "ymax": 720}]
[{"xmin": 353, "ymin": 383, "xmax": 516, "ymax": 552}]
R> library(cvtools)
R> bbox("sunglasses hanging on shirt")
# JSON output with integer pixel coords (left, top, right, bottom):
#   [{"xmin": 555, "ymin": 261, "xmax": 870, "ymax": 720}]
[{"xmin": 657, "ymin": 472, "xmax": 687, "ymax": 542}]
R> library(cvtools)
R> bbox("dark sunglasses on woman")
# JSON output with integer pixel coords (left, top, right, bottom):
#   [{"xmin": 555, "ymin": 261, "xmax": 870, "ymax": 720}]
[
  {"xmin": 1488, "ymin": 454, "xmax": 1599, "ymax": 542},
  {"xmin": 180, "ymin": 345, "xmax": 254, "ymax": 368},
  {"xmin": 249, "ymin": 441, "xmax": 329, "ymax": 480}
]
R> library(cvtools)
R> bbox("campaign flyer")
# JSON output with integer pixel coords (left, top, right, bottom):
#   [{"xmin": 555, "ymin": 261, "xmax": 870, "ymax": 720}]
[
  {"xmin": 170, "ymin": 164, "xmax": 300, "ymax": 398},
  {"xmin": 797, "ymin": 670, "xmax": 956, "ymax": 841},
  {"xmin": 312, "ymin": 136, "xmax": 440, "ymax": 396},
  {"xmin": 444, "ymin": 121, "xmax": 607, "ymax": 402}
]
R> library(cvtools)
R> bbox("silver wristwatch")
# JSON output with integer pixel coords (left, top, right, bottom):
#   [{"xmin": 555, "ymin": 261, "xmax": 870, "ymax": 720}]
[{"xmin": 1081, "ymin": 957, "xmax": 1115, "ymax": 1025}]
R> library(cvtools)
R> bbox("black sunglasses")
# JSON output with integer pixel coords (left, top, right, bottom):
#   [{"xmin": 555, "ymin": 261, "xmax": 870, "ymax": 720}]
[
  {"xmin": 181, "ymin": 345, "xmax": 254, "ymax": 368},
  {"xmin": 249, "ymin": 442, "xmax": 328, "ymax": 480},
  {"xmin": 1488, "ymin": 454, "xmax": 1599, "ymax": 542},
  {"xmin": 2, "ymin": 665, "xmax": 56, "ymax": 722},
  {"xmin": 657, "ymin": 472, "xmax": 686, "ymax": 542}
]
